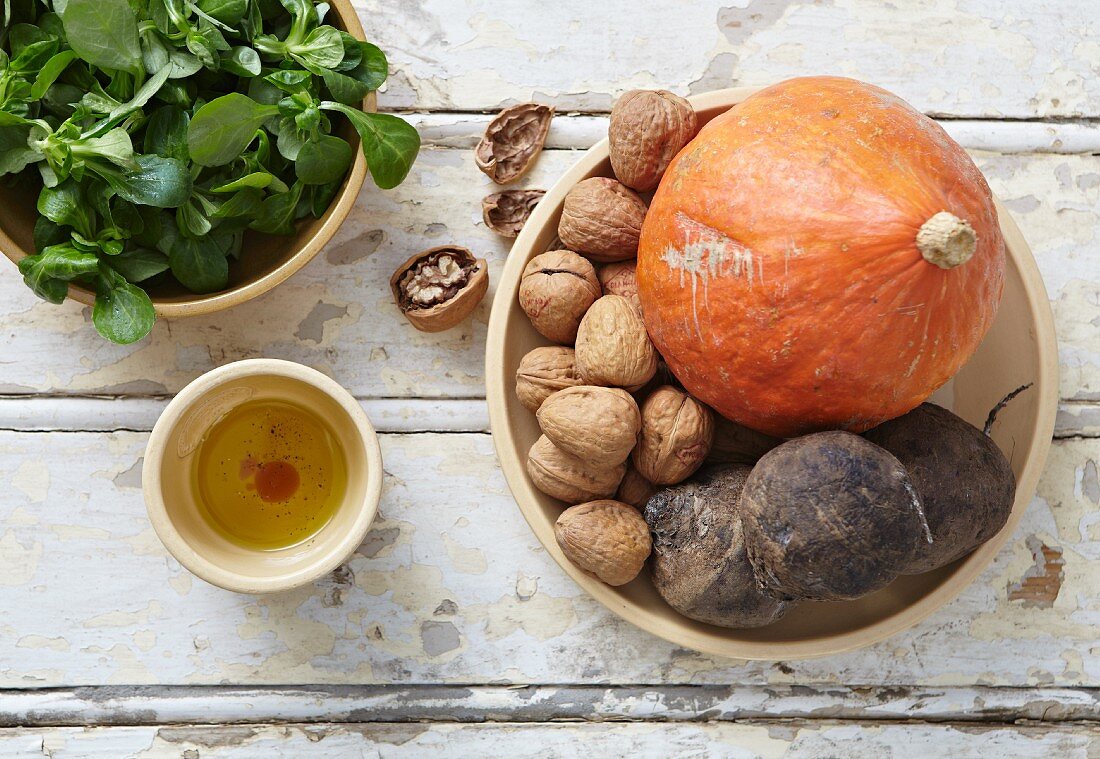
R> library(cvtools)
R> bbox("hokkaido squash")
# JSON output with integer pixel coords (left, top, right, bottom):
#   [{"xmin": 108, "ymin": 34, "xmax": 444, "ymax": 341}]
[{"xmin": 636, "ymin": 76, "xmax": 1006, "ymax": 437}]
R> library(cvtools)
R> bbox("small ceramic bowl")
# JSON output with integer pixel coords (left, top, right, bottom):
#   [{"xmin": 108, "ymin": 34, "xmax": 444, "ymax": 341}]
[
  {"xmin": 0, "ymin": 0, "xmax": 370, "ymax": 319},
  {"xmin": 143, "ymin": 359, "xmax": 382, "ymax": 593}
]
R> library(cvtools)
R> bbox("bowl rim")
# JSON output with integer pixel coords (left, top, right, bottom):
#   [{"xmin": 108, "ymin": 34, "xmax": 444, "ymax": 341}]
[
  {"xmin": 0, "ymin": 0, "xmax": 370, "ymax": 319},
  {"xmin": 141, "ymin": 359, "xmax": 383, "ymax": 594},
  {"xmin": 485, "ymin": 85, "xmax": 1060, "ymax": 660}
]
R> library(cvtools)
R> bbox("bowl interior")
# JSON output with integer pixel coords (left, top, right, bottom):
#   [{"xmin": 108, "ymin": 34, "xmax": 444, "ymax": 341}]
[
  {"xmin": 0, "ymin": 0, "xmax": 367, "ymax": 316},
  {"xmin": 486, "ymin": 88, "xmax": 1059, "ymax": 659},
  {"xmin": 147, "ymin": 366, "xmax": 378, "ymax": 592}
]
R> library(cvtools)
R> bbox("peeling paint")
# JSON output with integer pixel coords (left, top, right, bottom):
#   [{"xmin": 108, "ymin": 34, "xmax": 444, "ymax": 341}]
[
  {"xmin": 0, "ymin": 531, "xmax": 42, "ymax": 587},
  {"xmin": 1008, "ymin": 537, "xmax": 1065, "ymax": 608},
  {"xmin": 10, "ymin": 460, "xmax": 50, "ymax": 503}
]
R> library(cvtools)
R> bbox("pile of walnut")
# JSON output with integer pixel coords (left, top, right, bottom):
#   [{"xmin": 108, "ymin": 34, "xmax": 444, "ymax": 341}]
[
  {"xmin": 514, "ymin": 90, "xmax": 1020, "ymax": 630},
  {"xmin": 514, "ymin": 89, "xmax": 713, "ymax": 587}
]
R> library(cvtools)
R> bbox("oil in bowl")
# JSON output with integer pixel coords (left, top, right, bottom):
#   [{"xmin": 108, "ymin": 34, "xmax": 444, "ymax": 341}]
[{"xmin": 192, "ymin": 399, "xmax": 347, "ymax": 550}]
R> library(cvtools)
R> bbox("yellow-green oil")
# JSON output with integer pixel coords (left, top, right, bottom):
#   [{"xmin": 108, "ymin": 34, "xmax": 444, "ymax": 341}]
[{"xmin": 192, "ymin": 399, "xmax": 346, "ymax": 550}]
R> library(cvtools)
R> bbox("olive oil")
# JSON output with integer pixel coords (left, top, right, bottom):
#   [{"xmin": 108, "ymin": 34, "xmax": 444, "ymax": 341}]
[{"xmin": 192, "ymin": 399, "xmax": 346, "ymax": 550}]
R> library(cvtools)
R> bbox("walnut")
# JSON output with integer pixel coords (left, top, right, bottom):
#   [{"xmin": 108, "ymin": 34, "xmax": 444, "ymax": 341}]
[
  {"xmin": 634, "ymin": 385, "xmax": 714, "ymax": 485},
  {"xmin": 390, "ymin": 246, "xmax": 488, "ymax": 332},
  {"xmin": 527, "ymin": 435, "xmax": 625, "ymax": 504},
  {"xmin": 617, "ymin": 461, "xmax": 657, "ymax": 509},
  {"xmin": 515, "ymin": 346, "xmax": 582, "ymax": 413},
  {"xmin": 555, "ymin": 500, "xmax": 652, "ymax": 586},
  {"xmin": 537, "ymin": 385, "xmax": 640, "ymax": 467},
  {"xmin": 475, "ymin": 103, "xmax": 554, "ymax": 184},
  {"xmin": 609, "ymin": 90, "xmax": 697, "ymax": 192},
  {"xmin": 482, "ymin": 189, "xmax": 545, "ymax": 237},
  {"xmin": 558, "ymin": 177, "xmax": 647, "ymax": 262},
  {"xmin": 597, "ymin": 261, "xmax": 640, "ymax": 308},
  {"xmin": 575, "ymin": 295, "xmax": 657, "ymax": 390},
  {"xmin": 519, "ymin": 250, "xmax": 601, "ymax": 345}
]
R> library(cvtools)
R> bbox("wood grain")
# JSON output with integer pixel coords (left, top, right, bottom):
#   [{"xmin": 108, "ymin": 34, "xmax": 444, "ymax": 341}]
[
  {"xmin": 1, "ymin": 143, "xmax": 1097, "ymax": 409},
  {"xmin": 1, "ymin": 722, "xmax": 1097, "ymax": 758},
  {"xmin": 0, "ymin": 430, "xmax": 1096, "ymax": 688},
  {"xmin": 0, "ymin": 0, "xmax": 1098, "ymax": 736},
  {"xmin": 358, "ymin": 0, "xmax": 1100, "ymax": 119}
]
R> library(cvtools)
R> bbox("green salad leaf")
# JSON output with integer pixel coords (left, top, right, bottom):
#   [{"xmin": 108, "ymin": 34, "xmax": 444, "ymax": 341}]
[{"xmin": 1, "ymin": 0, "xmax": 418, "ymax": 343}]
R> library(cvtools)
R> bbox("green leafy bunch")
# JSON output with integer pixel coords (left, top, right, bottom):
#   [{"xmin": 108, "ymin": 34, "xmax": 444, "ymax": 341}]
[{"xmin": 0, "ymin": 0, "xmax": 419, "ymax": 343}]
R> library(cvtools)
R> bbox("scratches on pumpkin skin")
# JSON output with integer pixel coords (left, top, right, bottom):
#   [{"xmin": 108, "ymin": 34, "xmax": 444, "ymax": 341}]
[{"xmin": 662, "ymin": 213, "xmax": 764, "ymax": 343}]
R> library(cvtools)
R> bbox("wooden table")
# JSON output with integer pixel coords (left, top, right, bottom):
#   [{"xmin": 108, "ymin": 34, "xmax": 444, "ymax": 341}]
[{"xmin": 1, "ymin": 1, "xmax": 1098, "ymax": 756}]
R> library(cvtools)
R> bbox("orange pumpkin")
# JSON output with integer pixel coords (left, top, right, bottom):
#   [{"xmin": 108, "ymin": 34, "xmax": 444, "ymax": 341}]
[{"xmin": 637, "ymin": 77, "xmax": 1005, "ymax": 438}]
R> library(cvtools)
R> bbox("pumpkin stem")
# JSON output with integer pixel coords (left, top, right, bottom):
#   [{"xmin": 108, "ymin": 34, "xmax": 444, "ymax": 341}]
[{"xmin": 917, "ymin": 212, "xmax": 977, "ymax": 269}]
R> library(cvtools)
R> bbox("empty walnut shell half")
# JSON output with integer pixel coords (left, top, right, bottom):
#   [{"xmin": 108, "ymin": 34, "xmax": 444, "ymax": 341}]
[
  {"xmin": 390, "ymin": 246, "xmax": 489, "ymax": 333},
  {"xmin": 475, "ymin": 103, "xmax": 554, "ymax": 184},
  {"xmin": 482, "ymin": 189, "xmax": 546, "ymax": 237}
]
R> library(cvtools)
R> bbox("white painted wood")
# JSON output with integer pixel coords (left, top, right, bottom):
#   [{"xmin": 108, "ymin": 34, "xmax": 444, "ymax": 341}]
[
  {"xmin": 357, "ymin": 0, "xmax": 1100, "ymax": 119},
  {"xmin": 0, "ymin": 398, "xmax": 489, "ymax": 434},
  {"xmin": 1, "ymin": 148, "xmax": 1097, "ymax": 405},
  {"xmin": 3, "ymin": 396, "xmax": 1094, "ymax": 436},
  {"xmin": 0, "ymin": 430, "xmax": 1095, "ymax": 688},
  {"xmin": 2, "ymin": 722, "xmax": 1097, "ymax": 758},
  {"xmin": 0, "ymin": 684, "xmax": 1097, "ymax": 726},
  {"xmin": 411, "ymin": 113, "xmax": 1100, "ymax": 155},
  {"xmin": 1, "ymin": 0, "xmax": 1098, "ymax": 733}
]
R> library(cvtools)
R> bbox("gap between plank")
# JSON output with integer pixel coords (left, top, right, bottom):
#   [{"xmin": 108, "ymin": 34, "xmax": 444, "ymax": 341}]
[
  {"xmin": 0, "ymin": 397, "xmax": 490, "ymax": 434},
  {"xmin": 407, "ymin": 113, "xmax": 1100, "ymax": 154},
  {"xmin": 0, "ymin": 684, "xmax": 1097, "ymax": 727},
  {"xmin": 0, "ymin": 397, "xmax": 1096, "ymax": 438}
]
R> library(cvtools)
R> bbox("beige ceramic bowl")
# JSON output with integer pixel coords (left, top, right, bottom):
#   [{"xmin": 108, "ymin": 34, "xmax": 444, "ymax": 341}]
[
  {"xmin": 486, "ymin": 87, "xmax": 1059, "ymax": 659},
  {"xmin": 143, "ymin": 359, "xmax": 382, "ymax": 593},
  {"xmin": 0, "ymin": 0, "xmax": 370, "ymax": 318}
]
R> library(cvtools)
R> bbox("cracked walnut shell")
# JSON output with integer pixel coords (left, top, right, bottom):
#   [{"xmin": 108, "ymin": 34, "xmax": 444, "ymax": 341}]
[
  {"xmin": 633, "ymin": 385, "xmax": 714, "ymax": 486},
  {"xmin": 391, "ymin": 246, "xmax": 488, "ymax": 332},
  {"xmin": 475, "ymin": 103, "xmax": 554, "ymax": 184},
  {"xmin": 527, "ymin": 435, "xmax": 625, "ymax": 504},
  {"xmin": 483, "ymin": 189, "xmax": 545, "ymax": 237},
  {"xmin": 555, "ymin": 500, "xmax": 652, "ymax": 586},
  {"xmin": 575, "ymin": 295, "xmax": 658, "ymax": 390},
  {"xmin": 519, "ymin": 250, "xmax": 601, "ymax": 344},
  {"xmin": 537, "ymin": 385, "xmax": 641, "ymax": 467},
  {"xmin": 515, "ymin": 346, "xmax": 582, "ymax": 413},
  {"xmin": 609, "ymin": 89, "xmax": 697, "ymax": 192},
  {"xmin": 558, "ymin": 177, "xmax": 647, "ymax": 262}
]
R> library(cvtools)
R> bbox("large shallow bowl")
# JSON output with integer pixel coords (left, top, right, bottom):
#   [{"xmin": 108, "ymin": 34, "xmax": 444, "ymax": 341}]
[
  {"xmin": 486, "ymin": 87, "xmax": 1059, "ymax": 660},
  {"xmin": 0, "ymin": 0, "xmax": 369, "ymax": 319}
]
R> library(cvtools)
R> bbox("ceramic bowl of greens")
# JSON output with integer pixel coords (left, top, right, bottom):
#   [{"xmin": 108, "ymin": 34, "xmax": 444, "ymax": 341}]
[{"xmin": 0, "ymin": 0, "xmax": 419, "ymax": 344}]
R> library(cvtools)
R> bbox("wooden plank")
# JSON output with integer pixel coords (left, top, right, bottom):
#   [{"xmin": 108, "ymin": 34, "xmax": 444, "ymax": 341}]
[
  {"xmin": 413, "ymin": 114, "xmax": 1100, "ymax": 154},
  {"xmin": 1, "ymin": 148, "xmax": 1097, "ymax": 404},
  {"xmin": 0, "ymin": 398, "xmax": 489, "ymax": 434},
  {"xmin": 1, "ymin": 396, "xmax": 1093, "ymax": 437},
  {"xmin": 355, "ymin": 0, "xmax": 1100, "ymax": 119},
  {"xmin": 2, "ymin": 722, "xmax": 1098, "ymax": 758},
  {"xmin": 0, "ymin": 430, "xmax": 1096, "ymax": 689},
  {"xmin": 1, "ymin": 684, "xmax": 1098, "ymax": 726}
]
